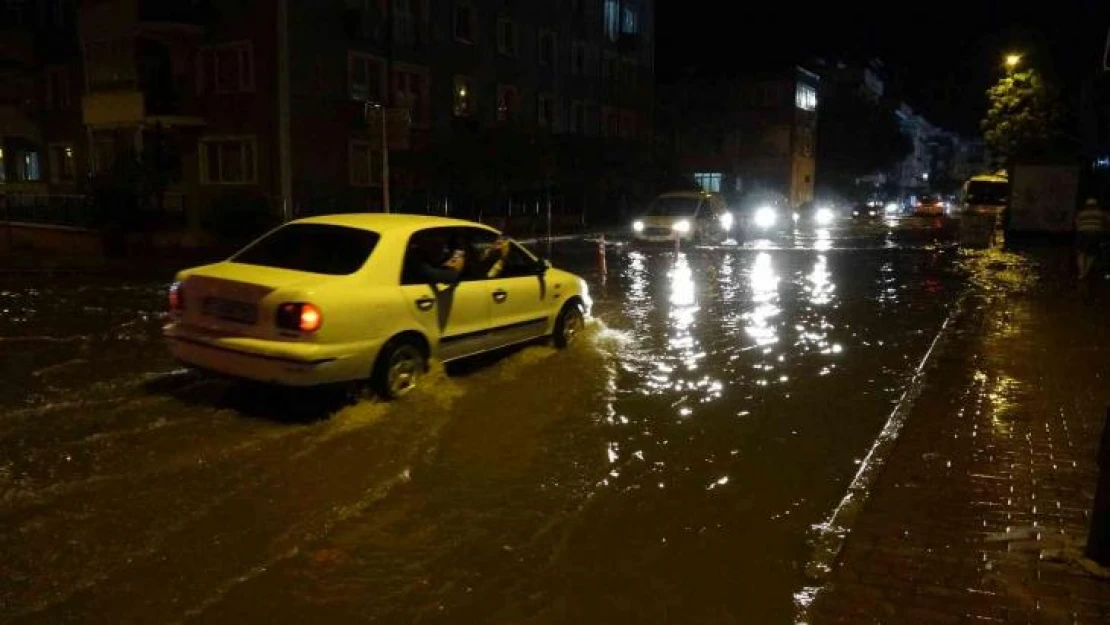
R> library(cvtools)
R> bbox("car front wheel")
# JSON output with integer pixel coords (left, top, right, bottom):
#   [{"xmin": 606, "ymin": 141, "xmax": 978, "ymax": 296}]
[
  {"xmin": 372, "ymin": 338, "xmax": 427, "ymax": 399},
  {"xmin": 553, "ymin": 303, "xmax": 585, "ymax": 348}
]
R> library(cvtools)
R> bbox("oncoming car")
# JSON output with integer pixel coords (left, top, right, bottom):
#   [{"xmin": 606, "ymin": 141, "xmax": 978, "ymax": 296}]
[
  {"xmin": 631, "ymin": 191, "xmax": 732, "ymax": 243},
  {"xmin": 164, "ymin": 215, "xmax": 590, "ymax": 398}
]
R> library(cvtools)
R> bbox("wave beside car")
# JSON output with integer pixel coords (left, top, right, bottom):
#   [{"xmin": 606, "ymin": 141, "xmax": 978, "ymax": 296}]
[{"xmin": 164, "ymin": 214, "xmax": 590, "ymax": 398}]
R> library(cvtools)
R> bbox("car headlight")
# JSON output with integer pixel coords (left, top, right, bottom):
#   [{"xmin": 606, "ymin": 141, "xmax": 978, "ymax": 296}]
[
  {"xmin": 671, "ymin": 220, "xmax": 691, "ymax": 233},
  {"xmin": 885, "ymin": 203, "xmax": 899, "ymax": 213},
  {"xmin": 632, "ymin": 220, "xmax": 644, "ymax": 232},
  {"xmin": 868, "ymin": 210, "xmax": 876, "ymax": 217},
  {"xmin": 815, "ymin": 207, "xmax": 834, "ymax": 225},
  {"xmin": 719, "ymin": 211, "xmax": 734, "ymax": 230},
  {"xmin": 852, "ymin": 210, "xmax": 860, "ymax": 217},
  {"xmin": 755, "ymin": 206, "xmax": 777, "ymax": 229}
]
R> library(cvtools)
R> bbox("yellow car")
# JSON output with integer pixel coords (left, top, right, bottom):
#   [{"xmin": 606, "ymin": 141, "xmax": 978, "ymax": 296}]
[{"xmin": 164, "ymin": 214, "xmax": 590, "ymax": 398}]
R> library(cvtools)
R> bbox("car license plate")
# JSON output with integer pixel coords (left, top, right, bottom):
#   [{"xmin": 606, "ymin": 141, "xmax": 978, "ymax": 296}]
[{"xmin": 202, "ymin": 297, "xmax": 257, "ymax": 325}]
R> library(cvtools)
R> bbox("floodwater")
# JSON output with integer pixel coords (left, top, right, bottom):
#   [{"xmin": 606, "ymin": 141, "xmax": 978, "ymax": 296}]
[{"xmin": 1, "ymin": 219, "xmax": 960, "ymax": 623}]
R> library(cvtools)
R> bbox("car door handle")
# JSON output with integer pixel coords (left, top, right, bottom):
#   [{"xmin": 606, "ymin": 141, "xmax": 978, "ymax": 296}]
[
  {"xmin": 492, "ymin": 290, "xmax": 508, "ymax": 303},
  {"xmin": 415, "ymin": 296, "xmax": 435, "ymax": 311}
]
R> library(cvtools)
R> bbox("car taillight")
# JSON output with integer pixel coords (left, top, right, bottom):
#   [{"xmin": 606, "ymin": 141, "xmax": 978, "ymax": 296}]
[
  {"xmin": 276, "ymin": 303, "xmax": 322, "ymax": 333},
  {"xmin": 169, "ymin": 282, "xmax": 184, "ymax": 312}
]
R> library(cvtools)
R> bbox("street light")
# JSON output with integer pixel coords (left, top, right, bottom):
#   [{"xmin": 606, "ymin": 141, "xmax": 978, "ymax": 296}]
[{"xmin": 1005, "ymin": 53, "xmax": 1022, "ymax": 71}]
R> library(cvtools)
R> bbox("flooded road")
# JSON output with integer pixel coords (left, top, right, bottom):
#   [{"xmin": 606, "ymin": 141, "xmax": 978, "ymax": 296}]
[{"xmin": 1, "ymin": 219, "xmax": 960, "ymax": 624}]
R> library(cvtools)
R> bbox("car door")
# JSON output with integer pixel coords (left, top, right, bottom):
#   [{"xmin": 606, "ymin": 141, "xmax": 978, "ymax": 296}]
[
  {"xmin": 398, "ymin": 227, "xmax": 493, "ymax": 362},
  {"xmin": 483, "ymin": 240, "xmax": 556, "ymax": 348}
]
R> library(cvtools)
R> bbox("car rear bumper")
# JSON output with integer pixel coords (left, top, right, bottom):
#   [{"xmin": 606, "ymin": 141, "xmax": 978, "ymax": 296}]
[{"xmin": 164, "ymin": 323, "xmax": 379, "ymax": 386}]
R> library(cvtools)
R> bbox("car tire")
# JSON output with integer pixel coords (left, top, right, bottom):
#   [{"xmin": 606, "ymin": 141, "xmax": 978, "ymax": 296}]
[
  {"xmin": 552, "ymin": 302, "xmax": 585, "ymax": 349},
  {"xmin": 372, "ymin": 337, "xmax": 427, "ymax": 400}
]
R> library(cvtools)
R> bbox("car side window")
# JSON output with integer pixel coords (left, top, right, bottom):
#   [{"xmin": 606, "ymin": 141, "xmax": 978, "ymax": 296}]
[
  {"xmin": 497, "ymin": 243, "xmax": 540, "ymax": 279},
  {"xmin": 460, "ymin": 228, "xmax": 500, "ymax": 281},
  {"xmin": 401, "ymin": 227, "xmax": 472, "ymax": 286}
]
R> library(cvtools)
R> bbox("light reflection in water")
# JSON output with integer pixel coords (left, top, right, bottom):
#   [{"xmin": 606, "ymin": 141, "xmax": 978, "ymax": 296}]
[
  {"xmin": 815, "ymin": 228, "xmax": 832, "ymax": 251},
  {"xmin": 743, "ymin": 252, "xmax": 780, "ymax": 349}
]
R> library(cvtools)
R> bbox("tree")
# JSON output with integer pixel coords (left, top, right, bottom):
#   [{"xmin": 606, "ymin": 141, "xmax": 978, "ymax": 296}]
[
  {"xmin": 981, "ymin": 68, "xmax": 1063, "ymax": 166},
  {"xmin": 816, "ymin": 91, "xmax": 913, "ymax": 197}
]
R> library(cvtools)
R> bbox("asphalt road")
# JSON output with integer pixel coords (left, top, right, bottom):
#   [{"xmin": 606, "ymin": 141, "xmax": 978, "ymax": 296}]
[{"xmin": 0, "ymin": 217, "xmax": 961, "ymax": 624}]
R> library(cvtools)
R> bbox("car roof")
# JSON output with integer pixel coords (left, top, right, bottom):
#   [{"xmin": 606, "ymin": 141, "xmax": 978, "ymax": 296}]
[{"xmin": 290, "ymin": 213, "xmax": 499, "ymax": 234}]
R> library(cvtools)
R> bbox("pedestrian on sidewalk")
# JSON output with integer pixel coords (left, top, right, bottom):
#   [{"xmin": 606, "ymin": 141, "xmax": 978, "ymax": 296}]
[{"xmin": 1075, "ymin": 197, "xmax": 1106, "ymax": 280}]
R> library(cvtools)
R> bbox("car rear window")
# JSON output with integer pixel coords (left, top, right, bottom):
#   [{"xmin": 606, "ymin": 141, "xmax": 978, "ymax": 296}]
[{"xmin": 231, "ymin": 223, "xmax": 379, "ymax": 275}]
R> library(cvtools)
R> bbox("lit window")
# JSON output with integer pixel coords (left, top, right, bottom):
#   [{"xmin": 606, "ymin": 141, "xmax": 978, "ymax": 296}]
[
  {"xmin": 453, "ymin": 75, "xmax": 475, "ymax": 117},
  {"xmin": 796, "ymin": 84, "xmax": 817, "ymax": 111},
  {"xmin": 19, "ymin": 150, "xmax": 42, "ymax": 182},
  {"xmin": 349, "ymin": 52, "xmax": 385, "ymax": 103},
  {"xmin": 198, "ymin": 42, "xmax": 254, "ymax": 94},
  {"xmin": 604, "ymin": 0, "xmax": 619, "ymax": 41},
  {"xmin": 200, "ymin": 137, "xmax": 256, "ymax": 185},
  {"xmin": 695, "ymin": 173, "xmax": 722, "ymax": 193}
]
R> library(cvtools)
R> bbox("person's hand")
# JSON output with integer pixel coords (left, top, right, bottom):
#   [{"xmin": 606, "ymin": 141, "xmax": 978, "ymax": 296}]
[
  {"xmin": 443, "ymin": 250, "xmax": 465, "ymax": 271},
  {"xmin": 495, "ymin": 238, "xmax": 510, "ymax": 255}
]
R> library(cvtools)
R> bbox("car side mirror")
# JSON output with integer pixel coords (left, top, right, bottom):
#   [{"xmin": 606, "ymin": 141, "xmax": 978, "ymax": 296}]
[{"xmin": 536, "ymin": 258, "xmax": 552, "ymax": 274}]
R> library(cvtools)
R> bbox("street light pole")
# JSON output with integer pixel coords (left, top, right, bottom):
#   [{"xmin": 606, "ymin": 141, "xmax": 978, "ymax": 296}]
[
  {"xmin": 380, "ymin": 104, "xmax": 390, "ymax": 214},
  {"xmin": 365, "ymin": 103, "xmax": 391, "ymax": 213}
]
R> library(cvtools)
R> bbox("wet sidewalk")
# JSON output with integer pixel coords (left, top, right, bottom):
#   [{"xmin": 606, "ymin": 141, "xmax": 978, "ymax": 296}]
[{"xmin": 809, "ymin": 245, "xmax": 1110, "ymax": 624}]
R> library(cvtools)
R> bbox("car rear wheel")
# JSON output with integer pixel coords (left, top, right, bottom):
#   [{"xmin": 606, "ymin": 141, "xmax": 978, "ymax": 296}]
[
  {"xmin": 553, "ymin": 303, "xmax": 585, "ymax": 348},
  {"xmin": 372, "ymin": 338, "xmax": 427, "ymax": 399}
]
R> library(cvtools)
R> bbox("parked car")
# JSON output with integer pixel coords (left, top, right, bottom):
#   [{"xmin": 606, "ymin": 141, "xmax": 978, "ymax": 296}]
[
  {"xmin": 631, "ymin": 191, "xmax": 732, "ymax": 243},
  {"xmin": 164, "ymin": 214, "xmax": 590, "ymax": 398}
]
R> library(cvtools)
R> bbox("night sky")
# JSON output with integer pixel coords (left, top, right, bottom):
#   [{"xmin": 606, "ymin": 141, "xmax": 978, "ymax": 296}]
[{"xmin": 656, "ymin": 0, "xmax": 1110, "ymax": 136}]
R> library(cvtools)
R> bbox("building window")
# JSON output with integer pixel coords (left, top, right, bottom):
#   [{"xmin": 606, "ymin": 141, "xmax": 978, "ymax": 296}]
[
  {"xmin": 454, "ymin": 75, "xmax": 475, "ymax": 117},
  {"xmin": 537, "ymin": 93, "xmax": 553, "ymax": 128},
  {"xmin": 393, "ymin": 65, "xmax": 429, "ymax": 127},
  {"xmin": 695, "ymin": 173, "xmax": 722, "ymax": 193},
  {"xmin": 48, "ymin": 144, "xmax": 75, "ymax": 183},
  {"xmin": 0, "ymin": 147, "xmax": 5, "ymax": 183},
  {"xmin": 571, "ymin": 41, "xmax": 586, "ymax": 76},
  {"xmin": 622, "ymin": 2, "xmax": 639, "ymax": 35},
  {"xmin": 198, "ymin": 42, "xmax": 254, "ymax": 94},
  {"xmin": 454, "ymin": 1, "xmax": 475, "ymax": 43},
  {"xmin": 349, "ymin": 140, "xmax": 380, "ymax": 187},
  {"xmin": 620, "ymin": 110, "xmax": 637, "ymax": 140},
  {"xmin": 497, "ymin": 85, "xmax": 521, "ymax": 122},
  {"xmin": 497, "ymin": 17, "xmax": 517, "ymax": 57},
  {"xmin": 15, "ymin": 149, "xmax": 42, "ymax": 182},
  {"xmin": 796, "ymin": 83, "xmax": 817, "ymax": 111},
  {"xmin": 392, "ymin": 0, "xmax": 425, "ymax": 47},
  {"xmin": 538, "ymin": 30, "xmax": 556, "ymax": 67},
  {"xmin": 604, "ymin": 0, "xmax": 620, "ymax": 41},
  {"xmin": 622, "ymin": 58, "xmax": 637, "ymax": 90},
  {"xmin": 46, "ymin": 67, "xmax": 71, "ymax": 109},
  {"xmin": 570, "ymin": 100, "xmax": 584, "ymax": 134},
  {"xmin": 200, "ymin": 137, "xmax": 256, "ymax": 185},
  {"xmin": 350, "ymin": 51, "xmax": 386, "ymax": 102}
]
